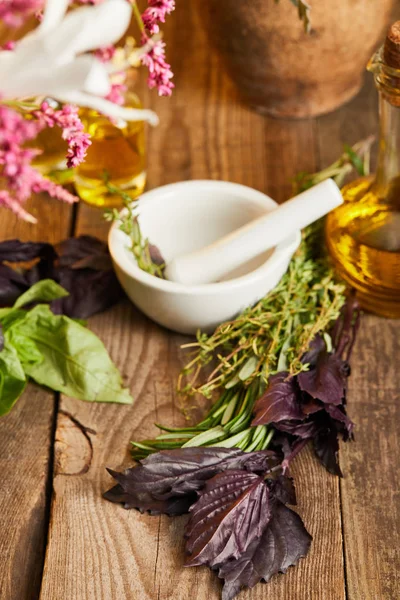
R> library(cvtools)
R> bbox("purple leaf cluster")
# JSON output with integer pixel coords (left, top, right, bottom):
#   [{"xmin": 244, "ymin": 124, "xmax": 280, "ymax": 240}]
[
  {"xmin": 253, "ymin": 299, "xmax": 360, "ymax": 476},
  {"xmin": 105, "ymin": 447, "xmax": 311, "ymax": 599},
  {"xmin": 104, "ymin": 447, "xmax": 278, "ymax": 515},
  {"xmin": 0, "ymin": 237, "xmax": 124, "ymax": 318}
]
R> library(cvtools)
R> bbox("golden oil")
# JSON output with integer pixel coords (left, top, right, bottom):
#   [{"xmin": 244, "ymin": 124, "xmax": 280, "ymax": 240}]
[
  {"xmin": 74, "ymin": 93, "xmax": 146, "ymax": 208},
  {"xmin": 31, "ymin": 126, "xmax": 69, "ymax": 174},
  {"xmin": 326, "ymin": 177, "xmax": 400, "ymax": 317},
  {"xmin": 326, "ymin": 28, "xmax": 400, "ymax": 318}
]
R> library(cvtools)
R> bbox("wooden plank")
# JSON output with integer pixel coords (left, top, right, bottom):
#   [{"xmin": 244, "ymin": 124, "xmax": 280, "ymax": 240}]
[
  {"xmin": 0, "ymin": 194, "xmax": 72, "ymax": 600},
  {"xmin": 317, "ymin": 76, "xmax": 400, "ymax": 599},
  {"xmin": 342, "ymin": 317, "xmax": 400, "ymax": 600},
  {"xmin": 41, "ymin": 3, "xmax": 345, "ymax": 600}
]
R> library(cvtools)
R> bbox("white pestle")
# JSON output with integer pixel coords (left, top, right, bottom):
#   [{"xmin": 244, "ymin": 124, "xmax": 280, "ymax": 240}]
[{"xmin": 164, "ymin": 178, "xmax": 343, "ymax": 286}]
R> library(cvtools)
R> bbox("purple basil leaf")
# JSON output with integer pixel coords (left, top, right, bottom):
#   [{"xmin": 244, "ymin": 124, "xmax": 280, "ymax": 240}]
[
  {"xmin": 298, "ymin": 352, "xmax": 348, "ymax": 406},
  {"xmin": 325, "ymin": 404, "xmax": 354, "ymax": 440},
  {"xmin": 0, "ymin": 241, "xmax": 56, "ymax": 304},
  {"xmin": 300, "ymin": 334, "xmax": 326, "ymax": 367},
  {"xmin": 331, "ymin": 295, "xmax": 361, "ymax": 361},
  {"xmin": 52, "ymin": 268, "xmax": 124, "ymax": 319},
  {"xmin": 0, "ymin": 240, "xmax": 56, "ymax": 263},
  {"xmin": 148, "ymin": 244, "xmax": 165, "ymax": 267},
  {"xmin": 313, "ymin": 417, "xmax": 342, "ymax": 477},
  {"xmin": 272, "ymin": 475, "xmax": 297, "ymax": 506},
  {"xmin": 104, "ymin": 447, "xmax": 278, "ymax": 516},
  {"xmin": 301, "ymin": 397, "xmax": 323, "ymax": 415},
  {"xmin": 185, "ymin": 470, "xmax": 271, "ymax": 567},
  {"xmin": 104, "ymin": 480, "xmax": 196, "ymax": 516},
  {"xmin": 217, "ymin": 502, "xmax": 312, "ymax": 600},
  {"xmin": 252, "ymin": 372, "xmax": 303, "ymax": 426},
  {"xmin": 274, "ymin": 418, "xmax": 317, "ymax": 439},
  {"xmin": 56, "ymin": 236, "xmax": 111, "ymax": 269},
  {"xmin": 0, "ymin": 264, "xmax": 29, "ymax": 306}
]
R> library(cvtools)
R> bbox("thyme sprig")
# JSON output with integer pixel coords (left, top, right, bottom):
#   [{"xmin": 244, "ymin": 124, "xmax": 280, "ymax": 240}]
[
  {"xmin": 104, "ymin": 177, "xmax": 165, "ymax": 278},
  {"xmin": 293, "ymin": 136, "xmax": 374, "ymax": 193}
]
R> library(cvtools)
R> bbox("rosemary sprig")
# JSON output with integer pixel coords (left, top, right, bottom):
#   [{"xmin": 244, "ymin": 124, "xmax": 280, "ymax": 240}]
[{"xmin": 131, "ymin": 380, "xmax": 273, "ymax": 460}]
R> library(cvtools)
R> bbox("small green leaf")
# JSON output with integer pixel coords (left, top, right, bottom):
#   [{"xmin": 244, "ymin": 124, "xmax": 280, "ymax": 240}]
[
  {"xmin": 181, "ymin": 426, "xmax": 226, "ymax": 448},
  {"xmin": 0, "ymin": 343, "xmax": 27, "ymax": 417},
  {"xmin": 225, "ymin": 375, "xmax": 240, "ymax": 389},
  {"xmin": 238, "ymin": 356, "xmax": 258, "ymax": 381},
  {"xmin": 14, "ymin": 279, "xmax": 69, "ymax": 309},
  {"xmin": 221, "ymin": 393, "xmax": 239, "ymax": 425},
  {"xmin": 344, "ymin": 144, "xmax": 365, "ymax": 176}
]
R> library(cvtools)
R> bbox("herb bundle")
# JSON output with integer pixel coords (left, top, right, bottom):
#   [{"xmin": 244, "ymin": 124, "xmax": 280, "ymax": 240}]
[
  {"xmin": 105, "ymin": 141, "xmax": 370, "ymax": 599},
  {"xmin": 0, "ymin": 279, "xmax": 132, "ymax": 416},
  {"xmin": 106, "ymin": 280, "xmax": 359, "ymax": 599}
]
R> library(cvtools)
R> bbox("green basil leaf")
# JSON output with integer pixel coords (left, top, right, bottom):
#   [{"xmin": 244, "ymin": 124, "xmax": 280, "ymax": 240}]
[
  {"xmin": 0, "ymin": 343, "xmax": 27, "ymax": 417},
  {"xmin": 0, "ymin": 309, "xmax": 28, "ymax": 332},
  {"xmin": 6, "ymin": 329, "xmax": 43, "ymax": 366},
  {"xmin": 13, "ymin": 305, "xmax": 132, "ymax": 405},
  {"xmin": 14, "ymin": 279, "xmax": 69, "ymax": 309}
]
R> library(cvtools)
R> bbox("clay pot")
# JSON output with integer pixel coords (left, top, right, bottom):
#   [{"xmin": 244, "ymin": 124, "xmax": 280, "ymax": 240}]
[{"xmin": 199, "ymin": 0, "xmax": 395, "ymax": 118}]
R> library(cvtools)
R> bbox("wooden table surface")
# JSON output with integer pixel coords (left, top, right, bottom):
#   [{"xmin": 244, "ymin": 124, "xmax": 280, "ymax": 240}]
[{"xmin": 1, "ymin": 4, "xmax": 400, "ymax": 600}]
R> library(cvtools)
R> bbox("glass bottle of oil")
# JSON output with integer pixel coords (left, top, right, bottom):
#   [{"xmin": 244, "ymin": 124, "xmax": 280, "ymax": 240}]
[
  {"xmin": 24, "ymin": 99, "xmax": 70, "ymax": 179},
  {"xmin": 74, "ymin": 91, "xmax": 146, "ymax": 208},
  {"xmin": 326, "ymin": 22, "xmax": 400, "ymax": 318}
]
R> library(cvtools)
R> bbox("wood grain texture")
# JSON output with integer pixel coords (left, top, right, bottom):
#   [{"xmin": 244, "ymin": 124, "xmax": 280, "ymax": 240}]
[
  {"xmin": 0, "ymin": 194, "xmax": 72, "ymax": 600},
  {"xmin": 316, "ymin": 80, "xmax": 400, "ymax": 599},
  {"xmin": 40, "ymin": 3, "xmax": 345, "ymax": 600},
  {"xmin": 341, "ymin": 317, "xmax": 400, "ymax": 600}
]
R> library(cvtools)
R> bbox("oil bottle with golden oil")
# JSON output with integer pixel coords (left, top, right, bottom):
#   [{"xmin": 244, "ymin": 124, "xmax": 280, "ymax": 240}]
[
  {"xmin": 326, "ymin": 22, "xmax": 400, "ymax": 318},
  {"xmin": 24, "ymin": 99, "xmax": 70, "ymax": 178},
  {"xmin": 74, "ymin": 92, "xmax": 146, "ymax": 208}
]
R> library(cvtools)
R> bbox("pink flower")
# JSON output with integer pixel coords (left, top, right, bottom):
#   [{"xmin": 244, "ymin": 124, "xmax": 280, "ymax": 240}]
[
  {"xmin": 0, "ymin": 105, "xmax": 77, "ymax": 222},
  {"xmin": 94, "ymin": 45, "xmax": 116, "ymax": 63},
  {"xmin": 142, "ymin": 0, "xmax": 175, "ymax": 35},
  {"xmin": 0, "ymin": 0, "xmax": 42, "ymax": 27},
  {"xmin": 1, "ymin": 41, "xmax": 16, "ymax": 51},
  {"xmin": 0, "ymin": 0, "xmax": 107, "ymax": 28},
  {"xmin": 141, "ymin": 1, "xmax": 175, "ymax": 96},
  {"xmin": 106, "ymin": 82, "xmax": 126, "ymax": 106},
  {"xmin": 141, "ymin": 39, "xmax": 174, "ymax": 97},
  {"xmin": 33, "ymin": 102, "xmax": 91, "ymax": 168}
]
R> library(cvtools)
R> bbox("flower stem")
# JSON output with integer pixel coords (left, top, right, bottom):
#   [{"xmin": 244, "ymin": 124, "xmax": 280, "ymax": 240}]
[{"xmin": 131, "ymin": 0, "xmax": 146, "ymax": 35}]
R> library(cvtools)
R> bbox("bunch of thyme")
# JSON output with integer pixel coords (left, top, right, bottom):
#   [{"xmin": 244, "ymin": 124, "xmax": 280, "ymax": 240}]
[{"xmin": 177, "ymin": 223, "xmax": 345, "ymax": 399}]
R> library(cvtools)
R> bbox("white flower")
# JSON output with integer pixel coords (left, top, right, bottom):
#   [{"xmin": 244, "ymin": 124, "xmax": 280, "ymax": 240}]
[{"xmin": 0, "ymin": 0, "xmax": 159, "ymax": 125}]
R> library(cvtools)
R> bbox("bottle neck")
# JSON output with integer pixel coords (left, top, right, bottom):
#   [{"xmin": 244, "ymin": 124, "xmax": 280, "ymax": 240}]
[{"xmin": 375, "ymin": 91, "xmax": 400, "ymax": 191}]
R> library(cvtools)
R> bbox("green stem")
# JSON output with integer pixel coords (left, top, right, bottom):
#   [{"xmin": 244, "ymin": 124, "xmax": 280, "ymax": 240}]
[{"xmin": 131, "ymin": 1, "xmax": 146, "ymax": 34}]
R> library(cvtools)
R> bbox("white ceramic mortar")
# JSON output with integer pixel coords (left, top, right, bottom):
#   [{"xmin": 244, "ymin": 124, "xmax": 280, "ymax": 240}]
[{"xmin": 108, "ymin": 180, "xmax": 301, "ymax": 335}]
